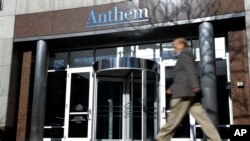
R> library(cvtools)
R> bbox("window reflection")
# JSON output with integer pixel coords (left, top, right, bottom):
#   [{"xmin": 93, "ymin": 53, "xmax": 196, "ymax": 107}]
[
  {"xmin": 135, "ymin": 43, "xmax": 161, "ymax": 61},
  {"xmin": 70, "ymin": 50, "xmax": 94, "ymax": 68},
  {"xmin": 49, "ymin": 52, "xmax": 68, "ymax": 70}
]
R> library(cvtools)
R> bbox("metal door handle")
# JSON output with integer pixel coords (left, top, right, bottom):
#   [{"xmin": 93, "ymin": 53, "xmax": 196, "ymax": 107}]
[
  {"xmin": 162, "ymin": 107, "xmax": 166, "ymax": 119},
  {"xmin": 87, "ymin": 109, "xmax": 91, "ymax": 120},
  {"xmin": 162, "ymin": 107, "xmax": 166, "ymax": 113}
]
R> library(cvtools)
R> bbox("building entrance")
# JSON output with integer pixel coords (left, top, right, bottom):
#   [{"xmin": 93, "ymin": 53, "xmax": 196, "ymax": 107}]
[
  {"xmin": 43, "ymin": 67, "xmax": 94, "ymax": 141},
  {"xmin": 93, "ymin": 57, "xmax": 160, "ymax": 141},
  {"xmin": 43, "ymin": 37, "xmax": 231, "ymax": 140}
]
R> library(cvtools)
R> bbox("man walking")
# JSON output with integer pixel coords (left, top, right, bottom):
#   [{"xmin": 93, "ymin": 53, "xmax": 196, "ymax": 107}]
[{"xmin": 156, "ymin": 38, "xmax": 221, "ymax": 141}]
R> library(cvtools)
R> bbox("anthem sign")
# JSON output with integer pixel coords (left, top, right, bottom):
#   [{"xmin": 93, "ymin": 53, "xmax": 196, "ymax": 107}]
[{"xmin": 85, "ymin": 7, "xmax": 149, "ymax": 28}]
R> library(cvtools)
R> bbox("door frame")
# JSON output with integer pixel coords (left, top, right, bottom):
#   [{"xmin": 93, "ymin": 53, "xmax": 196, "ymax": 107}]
[{"xmin": 64, "ymin": 67, "xmax": 94, "ymax": 141}]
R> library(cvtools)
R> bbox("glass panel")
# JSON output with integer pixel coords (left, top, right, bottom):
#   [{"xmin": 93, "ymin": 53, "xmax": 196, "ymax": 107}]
[
  {"xmin": 44, "ymin": 71, "xmax": 66, "ymax": 138},
  {"xmin": 131, "ymin": 81, "xmax": 142, "ymax": 139},
  {"xmin": 215, "ymin": 37, "xmax": 226, "ymax": 59},
  {"xmin": 135, "ymin": 43, "xmax": 161, "ymax": 61},
  {"xmin": 217, "ymin": 72, "xmax": 230, "ymax": 125},
  {"xmin": 96, "ymin": 69, "xmax": 158, "ymax": 140},
  {"xmin": 162, "ymin": 43, "xmax": 177, "ymax": 66},
  {"xmin": 122, "ymin": 46, "xmax": 136, "ymax": 57},
  {"xmin": 173, "ymin": 114, "xmax": 190, "ymax": 138},
  {"xmin": 191, "ymin": 40, "xmax": 200, "ymax": 61},
  {"xmin": 162, "ymin": 42, "xmax": 174, "ymax": 59},
  {"xmin": 70, "ymin": 73, "xmax": 90, "ymax": 112},
  {"xmin": 49, "ymin": 52, "xmax": 68, "ymax": 70},
  {"xmin": 68, "ymin": 72, "xmax": 90, "ymax": 138},
  {"xmin": 68, "ymin": 115, "xmax": 88, "ymax": 137},
  {"xmin": 96, "ymin": 48, "xmax": 118, "ymax": 61},
  {"xmin": 192, "ymin": 37, "xmax": 226, "ymax": 61},
  {"xmin": 96, "ymin": 81, "xmax": 123, "ymax": 139},
  {"xmin": 146, "ymin": 71, "xmax": 157, "ymax": 140},
  {"xmin": 70, "ymin": 50, "xmax": 94, "ymax": 68},
  {"xmin": 130, "ymin": 70, "xmax": 142, "ymax": 140},
  {"xmin": 44, "ymin": 128, "xmax": 64, "ymax": 138}
]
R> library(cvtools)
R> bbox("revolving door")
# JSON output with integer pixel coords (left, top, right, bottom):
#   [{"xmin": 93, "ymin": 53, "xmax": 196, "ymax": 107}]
[{"xmin": 93, "ymin": 57, "xmax": 160, "ymax": 141}]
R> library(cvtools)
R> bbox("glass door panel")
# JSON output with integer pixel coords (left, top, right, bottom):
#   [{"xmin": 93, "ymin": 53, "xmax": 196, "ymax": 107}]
[
  {"xmin": 65, "ymin": 68, "xmax": 93, "ymax": 141},
  {"xmin": 68, "ymin": 73, "xmax": 89, "ymax": 138},
  {"xmin": 96, "ymin": 80, "xmax": 123, "ymax": 139},
  {"xmin": 145, "ymin": 71, "xmax": 158, "ymax": 140},
  {"xmin": 95, "ymin": 69, "xmax": 159, "ymax": 141},
  {"xmin": 128, "ymin": 70, "xmax": 142, "ymax": 140}
]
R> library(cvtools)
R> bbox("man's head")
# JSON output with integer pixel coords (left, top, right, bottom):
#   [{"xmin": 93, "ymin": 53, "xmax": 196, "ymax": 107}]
[{"xmin": 172, "ymin": 38, "xmax": 188, "ymax": 54}]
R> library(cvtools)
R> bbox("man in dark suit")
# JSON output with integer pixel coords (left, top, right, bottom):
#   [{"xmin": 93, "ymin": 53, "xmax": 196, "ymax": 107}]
[{"xmin": 156, "ymin": 38, "xmax": 221, "ymax": 141}]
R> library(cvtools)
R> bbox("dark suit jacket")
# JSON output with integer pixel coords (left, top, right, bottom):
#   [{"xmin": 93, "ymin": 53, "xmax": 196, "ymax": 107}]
[{"xmin": 170, "ymin": 48, "xmax": 200, "ymax": 98}]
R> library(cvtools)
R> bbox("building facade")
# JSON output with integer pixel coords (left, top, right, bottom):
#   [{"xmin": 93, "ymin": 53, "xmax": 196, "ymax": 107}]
[{"xmin": 0, "ymin": 0, "xmax": 250, "ymax": 141}]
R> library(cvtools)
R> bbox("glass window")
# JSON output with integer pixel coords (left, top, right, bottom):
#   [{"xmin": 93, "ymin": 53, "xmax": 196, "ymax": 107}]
[
  {"xmin": 192, "ymin": 37, "xmax": 226, "ymax": 61},
  {"xmin": 162, "ymin": 42, "xmax": 174, "ymax": 60},
  {"xmin": 215, "ymin": 37, "xmax": 226, "ymax": 59},
  {"xmin": 162, "ymin": 42, "xmax": 177, "ymax": 66},
  {"xmin": 69, "ymin": 73, "xmax": 90, "ymax": 113},
  {"xmin": 96, "ymin": 47, "xmax": 118, "ymax": 61},
  {"xmin": 135, "ymin": 43, "xmax": 161, "ymax": 61},
  {"xmin": 49, "ymin": 52, "xmax": 68, "ymax": 70},
  {"xmin": 122, "ymin": 46, "xmax": 136, "ymax": 57},
  {"xmin": 70, "ymin": 50, "xmax": 94, "ymax": 68},
  {"xmin": 190, "ymin": 40, "xmax": 199, "ymax": 61},
  {"xmin": 68, "ymin": 115, "xmax": 88, "ymax": 137},
  {"xmin": 146, "ymin": 71, "xmax": 158, "ymax": 140},
  {"xmin": 96, "ymin": 81, "xmax": 123, "ymax": 139},
  {"xmin": 44, "ymin": 71, "xmax": 67, "ymax": 138}
]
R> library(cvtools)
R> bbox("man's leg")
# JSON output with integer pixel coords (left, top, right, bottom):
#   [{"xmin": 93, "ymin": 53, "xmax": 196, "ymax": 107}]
[
  {"xmin": 156, "ymin": 98, "xmax": 191, "ymax": 141},
  {"xmin": 189, "ymin": 102, "xmax": 221, "ymax": 141}
]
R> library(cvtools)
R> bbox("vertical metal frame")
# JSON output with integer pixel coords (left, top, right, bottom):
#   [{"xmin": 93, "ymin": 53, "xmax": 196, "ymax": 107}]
[
  {"xmin": 226, "ymin": 52, "xmax": 233, "ymax": 124},
  {"xmin": 154, "ymin": 72, "xmax": 160, "ymax": 136},
  {"xmin": 158, "ymin": 62, "xmax": 166, "ymax": 127},
  {"xmin": 92, "ymin": 72, "xmax": 98, "ymax": 141},
  {"xmin": 141, "ymin": 70, "xmax": 147, "ymax": 140},
  {"xmin": 129, "ymin": 71, "xmax": 134, "ymax": 139}
]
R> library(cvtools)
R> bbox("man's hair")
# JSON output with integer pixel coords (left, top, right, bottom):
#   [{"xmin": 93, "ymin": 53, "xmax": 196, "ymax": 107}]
[{"xmin": 173, "ymin": 38, "xmax": 188, "ymax": 47}]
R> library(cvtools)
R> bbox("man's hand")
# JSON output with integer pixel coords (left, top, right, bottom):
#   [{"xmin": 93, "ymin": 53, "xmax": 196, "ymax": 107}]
[
  {"xmin": 192, "ymin": 87, "xmax": 201, "ymax": 93},
  {"xmin": 166, "ymin": 89, "xmax": 172, "ymax": 94}
]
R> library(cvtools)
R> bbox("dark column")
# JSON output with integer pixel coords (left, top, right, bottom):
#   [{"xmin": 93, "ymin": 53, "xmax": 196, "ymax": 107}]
[
  {"xmin": 29, "ymin": 40, "xmax": 48, "ymax": 141},
  {"xmin": 199, "ymin": 22, "xmax": 219, "ymax": 126}
]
